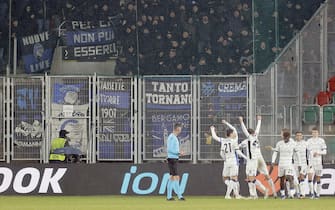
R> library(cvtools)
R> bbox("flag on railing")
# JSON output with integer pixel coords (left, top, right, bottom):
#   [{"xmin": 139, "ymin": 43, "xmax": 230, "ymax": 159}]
[{"xmin": 62, "ymin": 21, "xmax": 119, "ymax": 61}]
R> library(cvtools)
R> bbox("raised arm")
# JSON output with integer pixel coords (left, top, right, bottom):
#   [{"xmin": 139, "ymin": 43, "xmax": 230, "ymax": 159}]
[
  {"xmin": 222, "ymin": 120, "xmax": 238, "ymax": 141},
  {"xmin": 239, "ymin": 116, "xmax": 249, "ymax": 137},
  {"xmin": 210, "ymin": 126, "xmax": 221, "ymax": 142},
  {"xmin": 222, "ymin": 120, "xmax": 235, "ymax": 130},
  {"xmin": 255, "ymin": 115, "xmax": 262, "ymax": 136}
]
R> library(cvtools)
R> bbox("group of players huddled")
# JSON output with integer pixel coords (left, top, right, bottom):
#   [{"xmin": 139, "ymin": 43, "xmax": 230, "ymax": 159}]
[
  {"xmin": 165, "ymin": 117, "xmax": 327, "ymax": 201},
  {"xmin": 210, "ymin": 116, "xmax": 327, "ymax": 200}
]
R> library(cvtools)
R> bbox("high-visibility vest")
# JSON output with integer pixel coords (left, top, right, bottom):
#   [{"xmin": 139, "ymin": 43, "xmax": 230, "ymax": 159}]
[{"xmin": 49, "ymin": 137, "xmax": 66, "ymax": 161}]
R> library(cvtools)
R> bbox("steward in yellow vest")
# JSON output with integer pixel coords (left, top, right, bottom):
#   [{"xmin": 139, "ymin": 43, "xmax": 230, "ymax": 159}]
[{"xmin": 49, "ymin": 130, "xmax": 69, "ymax": 161}]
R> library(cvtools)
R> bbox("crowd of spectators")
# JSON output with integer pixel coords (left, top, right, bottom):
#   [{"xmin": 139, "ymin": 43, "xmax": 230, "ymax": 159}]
[
  {"xmin": 0, "ymin": 0, "xmax": 325, "ymax": 75},
  {"xmin": 0, "ymin": 0, "xmax": 9, "ymax": 71}
]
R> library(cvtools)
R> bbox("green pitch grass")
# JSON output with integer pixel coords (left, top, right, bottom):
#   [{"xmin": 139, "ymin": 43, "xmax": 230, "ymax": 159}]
[{"xmin": 0, "ymin": 196, "xmax": 334, "ymax": 210}]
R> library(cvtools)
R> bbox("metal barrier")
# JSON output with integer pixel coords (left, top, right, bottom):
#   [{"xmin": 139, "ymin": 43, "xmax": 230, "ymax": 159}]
[
  {"xmin": 250, "ymin": 1, "xmax": 335, "ymax": 164},
  {"xmin": 0, "ymin": 77, "xmax": 5, "ymax": 161},
  {"xmin": 0, "ymin": 74, "xmax": 333, "ymax": 163},
  {"xmin": 142, "ymin": 76, "xmax": 193, "ymax": 161},
  {"xmin": 255, "ymin": 69, "xmax": 275, "ymax": 135},
  {"xmin": 11, "ymin": 76, "xmax": 44, "ymax": 161},
  {"xmin": 198, "ymin": 76, "xmax": 248, "ymax": 160},
  {"xmin": 96, "ymin": 76, "xmax": 134, "ymax": 161},
  {"xmin": 46, "ymin": 76, "xmax": 92, "ymax": 163},
  {"xmin": 323, "ymin": 105, "xmax": 335, "ymax": 135}
]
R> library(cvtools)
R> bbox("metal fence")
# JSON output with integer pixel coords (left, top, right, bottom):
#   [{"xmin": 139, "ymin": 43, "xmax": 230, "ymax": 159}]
[
  {"xmin": 11, "ymin": 76, "xmax": 44, "ymax": 160},
  {"xmin": 142, "ymin": 76, "xmax": 193, "ymax": 161},
  {"xmin": 198, "ymin": 76, "xmax": 248, "ymax": 160},
  {"xmin": 0, "ymin": 74, "xmax": 333, "ymax": 163},
  {"xmin": 46, "ymin": 76, "xmax": 92, "ymax": 163},
  {"xmin": 0, "ymin": 77, "xmax": 5, "ymax": 160},
  {"xmin": 96, "ymin": 77, "xmax": 134, "ymax": 161},
  {"xmin": 252, "ymin": 2, "xmax": 335, "ymax": 163}
]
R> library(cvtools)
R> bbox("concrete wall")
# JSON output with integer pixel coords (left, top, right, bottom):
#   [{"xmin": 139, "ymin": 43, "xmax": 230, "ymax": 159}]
[{"xmin": 50, "ymin": 47, "xmax": 116, "ymax": 75}]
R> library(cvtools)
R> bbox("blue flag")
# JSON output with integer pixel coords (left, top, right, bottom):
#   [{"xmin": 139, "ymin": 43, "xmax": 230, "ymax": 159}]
[{"xmin": 20, "ymin": 31, "xmax": 56, "ymax": 73}]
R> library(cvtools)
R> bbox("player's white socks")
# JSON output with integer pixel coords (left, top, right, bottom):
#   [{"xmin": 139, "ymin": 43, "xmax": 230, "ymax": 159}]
[
  {"xmin": 267, "ymin": 179, "xmax": 276, "ymax": 196},
  {"xmin": 289, "ymin": 189, "xmax": 296, "ymax": 198},
  {"xmin": 286, "ymin": 181, "xmax": 290, "ymax": 195},
  {"xmin": 232, "ymin": 180, "xmax": 240, "ymax": 196},
  {"xmin": 248, "ymin": 182, "xmax": 253, "ymax": 196},
  {"xmin": 248, "ymin": 181, "xmax": 257, "ymax": 197},
  {"xmin": 268, "ymin": 178, "xmax": 277, "ymax": 196},
  {"xmin": 280, "ymin": 190, "xmax": 285, "ymax": 197},
  {"xmin": 299, "ymin": 180, "xmax": 305, "ymax": 197},
  {"xmin": 225, "ymin": 180, "xmax": 233, "ymax": 197},
  {"xmin": 316, "ymin": 181, "xmax": 321, "ymax": 197},
  {"xmin": 294, "ymin": 177, "xmax": 300, "ymax": 195},
  {"xmin": 236, "ymin": 181, "xmax": 240, "ymax": 195},
  {"xmin": 255, "ymin": 179, "xmax": 266, "ymax": 192},
  {"xmin": 308, "ymin": 181, "xmax": 314, "ymax": 195}
]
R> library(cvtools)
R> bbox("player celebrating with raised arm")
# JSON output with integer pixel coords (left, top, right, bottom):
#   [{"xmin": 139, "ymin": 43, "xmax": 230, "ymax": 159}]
[
  {"xmin": 238, "ymin": 116, "xmax": 276, "ymax": 199},
  {"xmin": 293, "ymin": 131, "xmax": 308, "ymax": 198},
  {"xmin": 267, "ymin": 129, "xmax": 301, "ymax": 199},
  {"xmin": 307, "ymin": 127, "xmax": 327, "ymax": 199},
  {"xmin": 166, "ymin": 122, "xmax": 185, "ymax": 201},
  {"xmin": 210, "ymin": 120, "xmax": 247, "ymax": 199}
]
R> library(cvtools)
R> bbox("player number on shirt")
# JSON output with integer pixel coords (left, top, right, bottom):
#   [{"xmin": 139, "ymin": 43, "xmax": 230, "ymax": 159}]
[{"xmin": 223, "ymin": 142, "xmax": 232, "ymax": 153}]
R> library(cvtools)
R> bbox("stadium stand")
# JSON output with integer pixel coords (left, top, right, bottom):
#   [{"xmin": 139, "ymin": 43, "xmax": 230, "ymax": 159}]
[
  {"xmin": 0, "ymin": 0, "xmax": 326, "ymax": 75},
  {"xmin": 0, "ymin": 0, "xmax": 334, "ymax": 166}
]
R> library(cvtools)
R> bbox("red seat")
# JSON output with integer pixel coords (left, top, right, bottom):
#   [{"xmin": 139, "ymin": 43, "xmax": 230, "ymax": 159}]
[
  {"xmin": 316, "ymin": 91, "xmax": 331, "ymax": 106},
  {"xmin": 328, "ymin": 76, "xmax": 335, "ymax": 92}
]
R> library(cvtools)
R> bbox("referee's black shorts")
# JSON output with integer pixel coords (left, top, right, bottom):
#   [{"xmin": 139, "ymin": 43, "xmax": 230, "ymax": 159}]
[{"xmin": 167, "ymin": 158, "xmax": 178, "ymax": 176}]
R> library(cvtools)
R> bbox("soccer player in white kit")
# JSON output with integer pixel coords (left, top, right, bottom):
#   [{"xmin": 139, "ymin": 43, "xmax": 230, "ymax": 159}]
[
  {"xmin": 293, "ymin": 131, "xmax": 308, "ymax": 198},
  {"xmin": 210, "ymin": 120, "xmax": 247, "ymax": 199},
  {"xmin": 307, "ymin": 127, "xmax": 327, "ymax": 199},
  {"xmin": 268, "ymin": 129, "xmax": 300, "ymax": 199},
  {"xmin": 239, "ymin": 116, "xmax": 276, "ymax": 199}
]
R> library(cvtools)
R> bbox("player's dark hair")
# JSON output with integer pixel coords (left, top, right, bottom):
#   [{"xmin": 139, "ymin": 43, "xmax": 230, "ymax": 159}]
[
  {"xmin": 281, "ymin": 128, "xmax": 289, "ymax": 133},
  {"xmin": 174, "ymin": 122, "xmax": 183, "ymax": 130},
  {"xmin": 312, "ymin": 127, "xmax": 319, "ymax": 131},
  {"xmin": 282, "ymin": 128, "xmax": 290, "ymax": 140},
  {"xmin": 226, "ymin": 128, "xmax": 234, "ymax": 137},
  {"xmin": 247, "ymin": 128, "xmax": 255, "ymax": 134},
  {"xmin": 295, "ymin": 131, "xmax": 303, "ymax": 135}
]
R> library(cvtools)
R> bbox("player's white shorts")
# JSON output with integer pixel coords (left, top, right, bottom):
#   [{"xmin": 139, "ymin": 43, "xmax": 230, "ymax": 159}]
[
  {"xmin": 278, "ymin": 164, "xmax": 295, "ymax": 177},
  {"xmin": 294, "ymin": 164, "xmax": 307, "ymax": 176},
  {"xmin": 246, "ymin": 157, "xmax": 269, "ymax": 176},
  {"xmin": 308, "ymin": 164, "xmax": 323, "ymax": 176},
  {"xmin": 245, "ymin": 159, "xmax": 258, "ymax": 176},
  {"xmin": 222, "ymin": 162, "xmax": 239, "ymax": 177},
  {"xmin": 246, "ymin": 159, "xmax": 258, "ymax": 176}
]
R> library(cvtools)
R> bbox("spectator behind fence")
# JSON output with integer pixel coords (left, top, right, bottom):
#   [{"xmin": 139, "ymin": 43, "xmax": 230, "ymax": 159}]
[
  {"xmin": 5, "ymin": 0, "xmax": 325, "ymax": 75},
  {"xmin": 0, "ymin": 18, "xmax": 8, "ymax": 72},
  {"xmin": 49, "ymin": 129, "xmax": 81, "ymax": 163}
]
